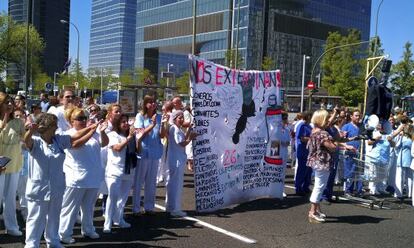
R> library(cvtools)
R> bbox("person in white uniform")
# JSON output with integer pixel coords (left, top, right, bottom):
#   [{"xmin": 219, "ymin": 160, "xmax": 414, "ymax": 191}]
[
  {"xmin": 23, "ymin": 113, "xmax": 100, "ymax": 248},
  {"xmin": 165, "ymin": 110, "xmax": 196, "ymax": 217},
  {"xmin": 47, "ymin": 90, "xmax": 74, "ymax": 133},
  {"xmin": 104, "ymin": 114, "xmax": 142, "ymax": 233},
  {"xmin": 59, "ymin": 107, "xmax": 109, "ymax": 244}
]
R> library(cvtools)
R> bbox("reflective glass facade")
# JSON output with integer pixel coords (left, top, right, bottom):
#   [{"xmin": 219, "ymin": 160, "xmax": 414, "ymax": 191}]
[
  {"xmin": 135, "ymin": 0, "xmax": 371, "ymax": 89},
  {"xmin": 89, "ymin": 0, "xmax": 137, "ymax": 75}
]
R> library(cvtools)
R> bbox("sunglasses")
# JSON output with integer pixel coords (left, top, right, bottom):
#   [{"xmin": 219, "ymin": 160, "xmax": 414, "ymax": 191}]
[
  {"xmin": 64, "ymin": 95, "xmax": 74, "ymax": 99},
  {"xmin": 74, "ymin": 116, "xmax": 87, "ymax": 121},
  {"xmin": 90, "ymin": 108, "xmax": 98, "ymax": 112}
]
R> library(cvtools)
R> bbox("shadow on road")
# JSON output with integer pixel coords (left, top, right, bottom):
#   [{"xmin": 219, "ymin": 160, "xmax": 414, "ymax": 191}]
[{"xmin": 326, "ymin": 215, "xmax": 389, "ymax": 224}]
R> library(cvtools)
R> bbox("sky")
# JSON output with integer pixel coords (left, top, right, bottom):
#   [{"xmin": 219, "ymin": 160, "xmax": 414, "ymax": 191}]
[{"xmin": 0, "ymin": 0, "xmax": 413, "ymax": 70}]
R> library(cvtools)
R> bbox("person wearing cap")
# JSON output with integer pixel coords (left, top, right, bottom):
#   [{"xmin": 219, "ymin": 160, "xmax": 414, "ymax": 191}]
[{"xmin": 165, "ymin": 110, "xmax": 196, "ymax": 217}]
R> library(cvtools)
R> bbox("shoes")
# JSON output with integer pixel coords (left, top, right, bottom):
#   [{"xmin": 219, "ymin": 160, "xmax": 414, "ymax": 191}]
[
  {"xmin": 117, "ymin": 220, "xmax": 131, "ymax": 228},
  {"xmin": 308, "ymin": 213, "xmax": 325, "ymax": 223},
  {"xmin": 170, "ymin": 211, "xmax": 187, "ymax": 217},
  {"xmin": 144, "ymin": 210, "xmax": 156, "ymax": 216},
  {"xmin": 5, "ymin": 229, "xmax": 22, "ymax": 236},
  {"xmin": 317, "ymin": 211, "xmax": 327, "ymax": 218},
  {"xmin": 47, "ymin": 243, "xmax": 65, "ymax": 248},
  {"xmin": 82, "ymin": 231, "xmax": 100, "ymax": 239},
  {"xmin": 103, "ymin": 228, "xmax": 111, "ymax": 234},
  {"xmin": 60, "ymin": 236, "xmax": 75, "ymax": 244}
]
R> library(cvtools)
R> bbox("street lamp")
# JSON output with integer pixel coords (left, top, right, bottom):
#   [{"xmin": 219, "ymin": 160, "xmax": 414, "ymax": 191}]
[
  {"xmin": 167, "ymin": 63, "xmax": 174, "ymax": 87},
  {"xmin": 301, "ymin": 55, "xmax": 310, "ymax": 112},
  {"xmin": 373, "ymin": 0, "xmax": 385, "ymax": 56},
  {"xmin": 60, "ymin": 19, "xmax": 80, "ymax": 84}
]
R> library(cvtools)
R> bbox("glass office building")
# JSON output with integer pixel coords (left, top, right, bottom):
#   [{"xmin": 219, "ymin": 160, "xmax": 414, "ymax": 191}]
[
  {"xmin": 135, "ymin": 0, "xmax": 371, "ymax": 91},
  {"xmin": 8, "ymin": 0, "xmax": 70, "ymax": 90},
  {"xmin": 89, "ymin": 0, "xmax": 137, "ymax": 75}
]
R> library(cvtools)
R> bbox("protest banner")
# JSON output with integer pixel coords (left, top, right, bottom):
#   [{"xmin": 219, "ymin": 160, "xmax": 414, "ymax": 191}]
[{"xmin": 189, "ymin": 55, "xmax": 286, "ymax": 212}]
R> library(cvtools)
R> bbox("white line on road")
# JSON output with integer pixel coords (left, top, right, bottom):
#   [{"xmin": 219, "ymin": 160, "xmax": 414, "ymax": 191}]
[{"xmin": 154, "ymin": 204, "xmax": 257, "ymax": 244}]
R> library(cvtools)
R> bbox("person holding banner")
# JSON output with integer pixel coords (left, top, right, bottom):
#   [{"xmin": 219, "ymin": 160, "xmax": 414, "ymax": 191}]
[
  {"xmin": 306, "ymin": 109, "xmax": 337, "ymax": 223},
  {"xmin": 166, "ymin": 110, "xmax": 197, "ymax": 217}
]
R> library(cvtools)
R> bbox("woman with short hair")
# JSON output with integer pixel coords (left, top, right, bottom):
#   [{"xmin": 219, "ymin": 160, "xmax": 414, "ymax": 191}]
[
  {"xmin": 307, "ymin": 109, "xmax": 337, "ymax": 223},
  {"xmin": 24, "ymin": 113, "xmax": 99, "ymax": 248},
  {"xmin": 59, "ymin": 107, "xmax": 109, "ymax": 244}
]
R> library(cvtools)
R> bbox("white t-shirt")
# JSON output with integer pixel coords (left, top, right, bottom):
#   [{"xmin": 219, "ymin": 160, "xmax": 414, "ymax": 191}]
[
  {"xmin": 63, "ymin": 128, "xmax": 104, "ymax": 188},
  {"xmin": 27, "ymin": 134, "xmax": 71, "ymax": 201},
  {"xmin": 48, "ymin": 105, "xmax": 70, "ymax": 133},
  {"xmin": 106, "ymin": 131, "xmax": 127, "ymax": 178}
]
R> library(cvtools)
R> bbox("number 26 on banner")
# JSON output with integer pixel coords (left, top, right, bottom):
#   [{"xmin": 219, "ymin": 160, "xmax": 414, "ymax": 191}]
[{"xmin": 223, "ymin": 149, "xmax": 237, "ymax": 167}]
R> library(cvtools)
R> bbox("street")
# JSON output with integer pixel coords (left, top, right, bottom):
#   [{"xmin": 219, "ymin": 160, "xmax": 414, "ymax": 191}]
[{"xmin": 1, "ymin": 167, "xmax": 414, "ymax": 248}]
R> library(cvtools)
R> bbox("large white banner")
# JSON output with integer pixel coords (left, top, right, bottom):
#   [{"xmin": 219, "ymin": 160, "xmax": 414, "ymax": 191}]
[{"xmin": 189, "ymin": 55, "xmax": 286, "ymax": 212}]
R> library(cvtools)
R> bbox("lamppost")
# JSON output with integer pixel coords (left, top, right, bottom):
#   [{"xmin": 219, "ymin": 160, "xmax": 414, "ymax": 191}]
[
  {"xmin": 192, "ymin": 0, "xmax": 197, "ymax": 55},
  {"xmin": 301, "ymin": 55, "xmax": 310, "ymax": 112},
  {"xmin": 373, "ymin": 0, "xmax": 385, "ymax": 56},
  {"xmin": 60, "ymin": 19, "xmax": 80, "ymax": 84},
  {"xmin": 167, "ymin": 63, "xmax": 174, "ymax": 87}
]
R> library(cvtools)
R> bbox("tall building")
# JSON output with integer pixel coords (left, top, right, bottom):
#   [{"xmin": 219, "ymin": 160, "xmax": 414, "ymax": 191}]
[
  {"xmin": 89, "ymin": 0, "xmax": 137, "ymax": 75},
  {"xmin": 135, "ymin": 0, "xmax": 371, "ymax": 91},
  {"xmin": 8, "ymin": 0, "xmax": 70, "ymax": 89}
]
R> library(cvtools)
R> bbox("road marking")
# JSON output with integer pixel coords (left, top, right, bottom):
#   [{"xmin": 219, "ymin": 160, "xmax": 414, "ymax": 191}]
[{"xmin": 154, "ymin": 204, "xmax": 257, "ymax": 244}]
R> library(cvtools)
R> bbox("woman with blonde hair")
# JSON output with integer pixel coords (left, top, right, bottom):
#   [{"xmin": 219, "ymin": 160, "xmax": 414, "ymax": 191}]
[
  {"xmin": 0, "ymin": 92, "xmax": 25, "ymax": 236},
  {"xmin": 59, "ymin": 107, "xmax": 108, "ymax": 244},
  {"xmin": 306, "ymin": 109, "xmax": 337, "ymax": 223}
]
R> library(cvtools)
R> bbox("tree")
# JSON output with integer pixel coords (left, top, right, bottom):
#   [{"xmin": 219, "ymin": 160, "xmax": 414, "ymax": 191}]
[
  {"xmin": 119, "ymin": 69, "xmax": 134, "ymax": 89},
  {"xmin": 262, "ymin": 56, "xmax": 275, "ymax": 71},
  {"xmin": 176, "ymin": 71, "xmax": 190, "ymax": 94},
  {"xmin": 135, "ymin": 67, "xmax": 156, "ymax": 86},
  {"xmin": 32, "ymin": 72, "xmax": 52, "ymax": 92},
  {"xmin": 0, "ymin": 14, "xmax": 44, "ymax": 90},
  {"xmin": 320, "ymin": 29, "xmax": 365, "ymax": 106},
  {"xmin": 390, "ymin": 42, "xmax": 414, "ymax": 97},
  {"xmin": 225, "ymin": 49, "xmax": 244, "ymax": 69}
]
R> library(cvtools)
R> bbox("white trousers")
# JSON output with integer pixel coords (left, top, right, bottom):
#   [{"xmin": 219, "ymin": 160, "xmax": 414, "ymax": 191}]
[
  {"xmin": 59, "ymin": 187, "xmax": 99, "ymax": 239},
  {"xmin": 25, "ymin": 186, "xmax": 65, "ymax": 248},
  {"xmin": 0, "ymin": 172, "xmax": 21, "ymax": 231},
  {"xmin": 165, "ymin": 160, "xmax": 185, "ymax": 212},
  {"xmin": 104, "ymin": 177, "xmax": 133, "ymax": 229},
  {"xmin": 368, "ymin": 161, "xmax": 387, "ymax": 194},
  {"xmin": 17, "ymin": 174, "xmax": 28, "ymax": 219},
  {"xmin": 395, "ymin": 167, "xmax": 413, "ymax": 198},
  {"xmin": 309, "ymin": 169, "xmax": 330, "ymax": 204},
  {"xmin": 132, "ymin": 158, "xmax": 159, "ymax": 212}
]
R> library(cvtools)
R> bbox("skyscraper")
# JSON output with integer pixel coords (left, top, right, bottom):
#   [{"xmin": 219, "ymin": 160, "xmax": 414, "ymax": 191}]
[
  {"xmin": 89, "ymin": 0, "xmax": 137, "ymax": 76},
  {"xmin": 135, "ymin": 0, "xmax": 371, "ymax": 90},
  {"xmin": 8, "ymin": 0, "xmax": 70, "ymax": 89}
]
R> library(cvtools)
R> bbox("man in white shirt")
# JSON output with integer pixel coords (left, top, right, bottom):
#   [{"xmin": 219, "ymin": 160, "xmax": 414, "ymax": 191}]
[{"xmin": 48, "ymin": 90, "xmax": 74, "ymax": 133}]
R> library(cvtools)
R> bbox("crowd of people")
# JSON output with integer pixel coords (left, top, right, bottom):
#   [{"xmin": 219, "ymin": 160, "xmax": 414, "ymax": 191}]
[
  {"xmin": 0, "ymin": 90, "xmax": 195, "ymax": 248},
  {"xmin": 1, "ymin": 89, "xmax": 414, "ymax": 246},
  {"xmin": 291, "ymin": 107, "xmax": 414, "ymax": 223}
]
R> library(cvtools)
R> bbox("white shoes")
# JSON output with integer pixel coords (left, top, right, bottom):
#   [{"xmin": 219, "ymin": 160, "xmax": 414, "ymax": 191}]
[
  {"xmin": 170, "ymin": 211, "xmax": 187, "ymax": 217},
  {"xmin": 60, "ymin": 236, "xmax": 76, "ymax": 244},
  {"xmin": 103, "ymin": 228, "xmax": 111, "ymax": 233},
  {"xmin": 116, "ymin": 220, "xmax": 131, "ymax": 228},
  {"xmin": 6, "ymin": 229, "xmax": 22, "ymax": 236},
  {"xmin": 82, "ymin": 231, "xmax": 100, "ymax": 239}
]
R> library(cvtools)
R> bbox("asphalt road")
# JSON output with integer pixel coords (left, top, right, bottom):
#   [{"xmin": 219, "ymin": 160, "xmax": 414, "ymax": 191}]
[{"xmin": 1, "ymin": 166, "xmax": 414, "ymax": 248}]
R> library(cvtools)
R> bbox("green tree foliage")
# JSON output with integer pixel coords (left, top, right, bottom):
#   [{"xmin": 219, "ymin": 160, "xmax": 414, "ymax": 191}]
[
  {"xmin": 261, "ymin": 56, "xmax": 275, "ymax": 71},
  {"xmin": 390, "ymin": 42, "xmax": 414, "ymax": 97},
  {"xmin": 33, "ymin": 72, "xmax": 52, "ymax": 92},
  {"xmin": 225, "ymin": 49, "xmax": 244, "ymax": 69},
  {"xmin": 119, "ymin": 69, "xmax": 134, "ymax": 89},
  {"xmin": 321, "ymin": 29, "xmax": 365, "ymax": 106},
  {"xmin": 176, "ymin": 71, "xmax": 190, "ymax": 94},
  {"xmin": 0, "ymin": 14, "xmax": 44, "ymax": 89},
  {"xmin": 135, "ymin": 67, "xmax": 156, "ymax": 86}
]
